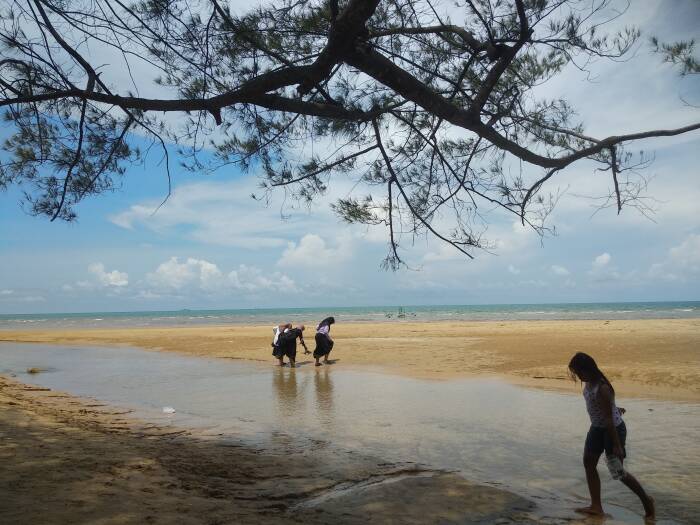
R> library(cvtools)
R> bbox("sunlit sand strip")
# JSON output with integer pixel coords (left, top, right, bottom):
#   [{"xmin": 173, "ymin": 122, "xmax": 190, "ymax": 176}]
[{"xmin": 2, "ymin": 318, "xmax": 699, "ymax": 400}]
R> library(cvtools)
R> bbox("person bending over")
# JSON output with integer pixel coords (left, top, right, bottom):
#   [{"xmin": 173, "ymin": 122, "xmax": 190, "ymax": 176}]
[
  {"xmin": 313, "ymin": 316, "xmax": 335, "ymax": 367},
  {"xmin": 276, "ymin": 325, "xmax": 307, "ymax": 368},
  {"xmin": 271, "ymin": 323, "xmax": 292, "ymax": 366}
]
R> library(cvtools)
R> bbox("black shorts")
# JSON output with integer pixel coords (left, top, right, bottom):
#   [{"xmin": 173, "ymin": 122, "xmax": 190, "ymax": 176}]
[{"xmin": 584, "ymin": 421, "xmax": 627, "ymax": 458}]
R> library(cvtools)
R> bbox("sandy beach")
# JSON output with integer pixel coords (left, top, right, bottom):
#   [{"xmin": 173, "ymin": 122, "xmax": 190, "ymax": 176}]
[
  {"xmin": 2, "ymin": 318, "xmax": 700, "ymax": 524},
  {"xmin": 2, "ymin": 318, "xmax": 699, "ymax": 400}
]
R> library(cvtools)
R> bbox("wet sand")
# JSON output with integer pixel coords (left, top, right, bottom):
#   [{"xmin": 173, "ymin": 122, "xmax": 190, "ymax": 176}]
[
  {"xmin": 2, "ymin": 318, "xmax": 699, "ymax": 400},
  {"xmin": 0, "ymin": 375, "xmax": 537, "ymax": 525}
]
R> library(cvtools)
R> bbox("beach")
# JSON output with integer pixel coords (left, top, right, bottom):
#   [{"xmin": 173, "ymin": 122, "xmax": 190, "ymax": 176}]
[
  {"xmin": 2, "ymin": 318, "xmax": 700, "ymax": 524},
  {"xmin": 2, "ymin": 318, "xmax": 699, "ymax": 400}
]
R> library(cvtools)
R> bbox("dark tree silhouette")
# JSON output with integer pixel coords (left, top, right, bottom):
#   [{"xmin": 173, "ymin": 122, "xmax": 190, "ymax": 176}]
[{"xmin": 1, "ymin": 0, "xmax": 698, "ymax": 267}]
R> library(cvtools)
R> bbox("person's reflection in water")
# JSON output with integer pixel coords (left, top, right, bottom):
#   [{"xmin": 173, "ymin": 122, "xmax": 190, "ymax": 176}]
[
  {"xmin": 272, "ymin": 366, "xmax": 300, "ymax": 417},
  {"xmin": 314, "ymin": 366, "xmax": 335, "ymax": 428}
]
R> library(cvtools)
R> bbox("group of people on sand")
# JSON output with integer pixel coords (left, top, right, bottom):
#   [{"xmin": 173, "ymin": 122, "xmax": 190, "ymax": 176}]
[
  {"xmin": 265, "ymin": 322, "xmax": 655, "ymax": 519},
  {"xmin": 271, "ymin": 316, "xmax": 335, "ymax": 368}
]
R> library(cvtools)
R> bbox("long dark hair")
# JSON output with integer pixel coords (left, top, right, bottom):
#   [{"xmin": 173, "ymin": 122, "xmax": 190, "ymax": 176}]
[
  {"xmin": 317, "ymin": 316, "xmax": 335, "ymax": 330},
  {"xmin": 568, "ymin": 352, "xmax": 615, "ymax": 395},
  {"xmin": 569, "ymin": 352, "xmax": 615, "ymax": 395}
]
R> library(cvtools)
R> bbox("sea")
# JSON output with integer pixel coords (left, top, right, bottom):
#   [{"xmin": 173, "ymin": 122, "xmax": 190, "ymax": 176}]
[{"xmin": 1, "ymin": 301, "xmax": 698, "ymax": 330}]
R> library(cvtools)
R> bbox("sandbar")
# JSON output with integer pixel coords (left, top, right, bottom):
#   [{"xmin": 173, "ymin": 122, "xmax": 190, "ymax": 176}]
[{"xmin": 2, "ymin": 318, "xmax": 699, "ymax": 401}]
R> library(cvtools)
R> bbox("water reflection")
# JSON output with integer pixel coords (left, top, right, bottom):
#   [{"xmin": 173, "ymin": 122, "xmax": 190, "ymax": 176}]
[
  {"xmin": 272, "ymin": 367, "xmax": 303, "ymax": 416},
  {"xmin": 314, "ymin": 367, "xmax": 334, "ymax": 428}
]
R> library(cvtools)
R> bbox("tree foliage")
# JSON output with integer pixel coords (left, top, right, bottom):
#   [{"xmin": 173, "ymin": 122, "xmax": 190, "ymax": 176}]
[
  {"xmin": 1, "ymin": 0, "xmax": 698, "ymax": 266},
  {"xmin": 651, "ymin": 37, "xmax": 700, "ymax": 76}
]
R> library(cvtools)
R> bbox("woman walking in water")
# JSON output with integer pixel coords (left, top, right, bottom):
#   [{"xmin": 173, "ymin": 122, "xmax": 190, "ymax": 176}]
[
  {"xmin": 313, "ymin": 316, "xmax": 335, "ymax": 366},
  {"xmin": 568, "ymin": 352, "xmax": 655, "ymax": 519}
]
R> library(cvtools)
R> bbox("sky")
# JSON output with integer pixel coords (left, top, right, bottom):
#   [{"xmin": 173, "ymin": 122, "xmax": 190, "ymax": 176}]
[{"xmin": 1, "ymin": 0, "xmax": 699, "ymax": 314}]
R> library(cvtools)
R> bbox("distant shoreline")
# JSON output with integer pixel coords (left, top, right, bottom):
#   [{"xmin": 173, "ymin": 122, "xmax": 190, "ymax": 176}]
[{"xmin": 2, "ymin": 300, "xmax": 699, "ymax": 330}]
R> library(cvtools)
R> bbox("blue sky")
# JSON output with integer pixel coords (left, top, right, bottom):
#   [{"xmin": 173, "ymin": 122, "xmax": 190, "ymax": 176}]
[{"xmin": 1, "ymin": 0, "xmax": 699, "ymax": 314}]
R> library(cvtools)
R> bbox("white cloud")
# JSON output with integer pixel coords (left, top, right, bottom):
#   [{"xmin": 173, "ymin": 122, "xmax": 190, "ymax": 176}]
[
  {"xmin": 109, "ymin": 178, "xmax": 354, "ymax": 250},
  {"xmin": 422, "ymin": 219, "xmax": 541, "ymax": 264},
  {"xmin": 668, "ymin": 234, "xmax": 700, "ymax": 269},
  {"xmin": 110, "ymin": 182, "xmax": 295, "ymax": 249},
  {"xmin": 649, "ymin": 233, "xmax": 700, "ymax": 282},
  {"xmin": 146, "ymin": 257, "xmax": 222, "ymax": 291},
  {"xmin": 592, "ymin": 253, "xmax": 611, "ymax": 269},
  {"xmin": 551, "ymin": 265, "xmax": 570, "ymax": 276},
  {"xmin": 278, "ymin": 234, "xmax": 350, "ymax": 268},
  {"xmin": 88, "ymin": 263, "xmax": 129, "ymax": 287},
  {"xmin": 0, "ymin": 288, "xmax": 47, "ymax": 304},
  {"xmin": 491, "ymin": 221, "xmax": 540, "ymax": 254},
  {"xmin": 586, "ymin": 252, "xmax": 638, "ymax": 284},
  {"xmin": 144, "ymin": 257, "xmax": 296, "ymax": 295},
  {"xmin": 507, "ymin": 265, "xmax": 520, "ymax": 275},
  {"xmin": 228, "ymin": 264, "xmax": 297, "ymax": 293}
]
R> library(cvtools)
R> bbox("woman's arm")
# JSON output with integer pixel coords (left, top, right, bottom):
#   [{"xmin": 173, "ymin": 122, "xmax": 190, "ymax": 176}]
[{"xmin": 598, "ymin": 384, "xmax": 624, "ymax": 458}]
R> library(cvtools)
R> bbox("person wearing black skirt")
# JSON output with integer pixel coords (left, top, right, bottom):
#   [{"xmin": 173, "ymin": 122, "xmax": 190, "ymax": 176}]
[
  {"xmin": 271, "ymin": 323, "xmax": 292, "ymax": 366},
  {"xmin": 276, "ymin": 325, "xmax": 307, "ymax": 368},
  {"xmin": 313, "ymin": 316, "xmax": 335, "ymax": 366}
]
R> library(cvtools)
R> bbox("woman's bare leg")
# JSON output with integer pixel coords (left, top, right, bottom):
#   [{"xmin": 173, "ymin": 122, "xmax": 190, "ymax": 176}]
[
  {"xmin": 576, "ymin": 452, "xmax": 604, "ymax": 515},
  {"xmin": 620, "ymin": 470, "xmax": 655, "ymax": 519}
]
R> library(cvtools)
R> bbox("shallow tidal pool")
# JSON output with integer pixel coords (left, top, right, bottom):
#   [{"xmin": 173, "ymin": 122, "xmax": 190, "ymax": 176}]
[{"xmin": 2, "ymin": 343, "xmax": 698, "ymax": 524}]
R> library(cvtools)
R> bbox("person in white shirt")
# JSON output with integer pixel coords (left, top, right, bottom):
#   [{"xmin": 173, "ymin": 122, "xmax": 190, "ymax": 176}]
[
  {"xmin": 276, "ymin": 325, "xmax": 307, "ymax": 367},
  {"xmin": 271, "ymin": 323, "xmax": 292, "ymax": 366}
]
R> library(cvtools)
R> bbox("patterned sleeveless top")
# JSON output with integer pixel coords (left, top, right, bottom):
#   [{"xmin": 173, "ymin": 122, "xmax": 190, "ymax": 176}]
[{"xmin": 583, "ymin": 382, "xmax": 623, "ymax": 428}]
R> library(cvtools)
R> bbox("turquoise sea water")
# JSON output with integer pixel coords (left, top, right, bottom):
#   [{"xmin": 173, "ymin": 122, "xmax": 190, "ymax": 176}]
[{"xmin": 0, "ymin": 301, "xmax": 698, "ymax": 330}]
